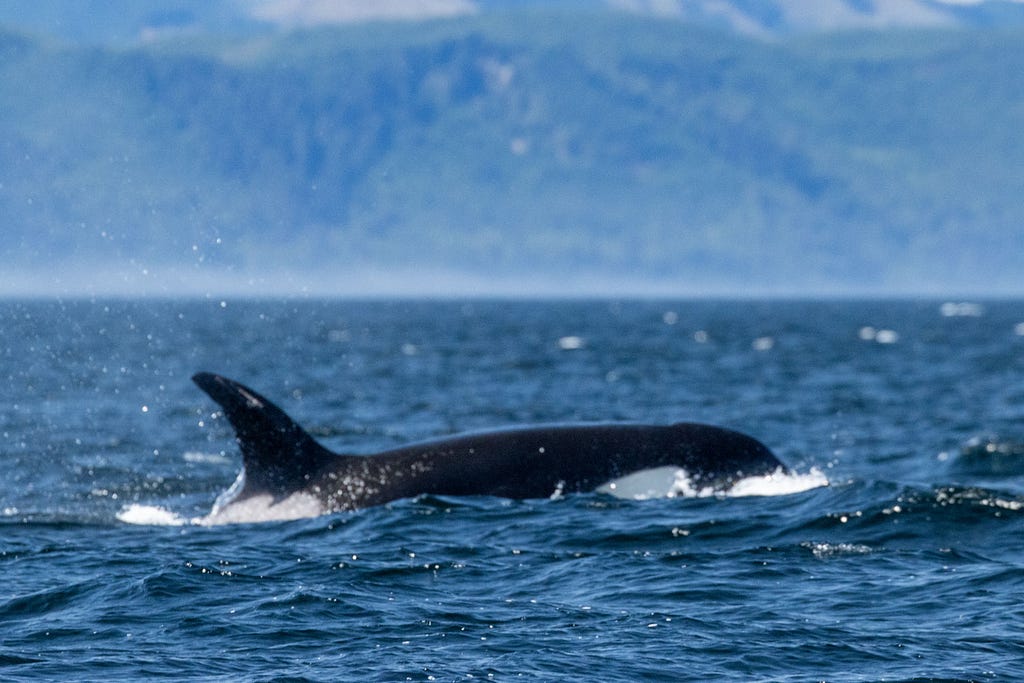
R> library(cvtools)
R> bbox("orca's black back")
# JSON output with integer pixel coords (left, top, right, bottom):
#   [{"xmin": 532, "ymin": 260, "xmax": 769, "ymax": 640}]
[
  {"xmin": 194, "ymin": 372, "xmax": 785, "ymax": 511},
  {"xmin": 360, "ymin": 423, "xmax": 784, "ymax": 502}
]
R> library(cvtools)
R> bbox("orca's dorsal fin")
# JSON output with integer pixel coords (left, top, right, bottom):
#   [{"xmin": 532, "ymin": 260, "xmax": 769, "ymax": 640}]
[{"xmin": 192, "ymin": 372, "xmax": 339, "ymax": 497}]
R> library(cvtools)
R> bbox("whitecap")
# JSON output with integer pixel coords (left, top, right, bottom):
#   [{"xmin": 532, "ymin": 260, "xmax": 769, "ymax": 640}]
[
  {"xmin": 981, "ymin": 497, "xmax": 1024, "ymax": 512},
  {"xmin": 874, "ymin": 329, "xmax": 899, "ymax": 344},
  {"xmin": 803, "ymin": 542, "xmax": 872, "ymax": 559},
  {"xmin": 117, "ymin": 504, "xmax": 188, "ymax": 526},
  {"xmin": 858, "ymin": 326, "xmax": 899, "ymax": 344},
  {"xmin": 558, "ymin": 335, "xmax": 585, "ymax": 350},
  {"xmin": 940, "ymin": 302, "xmax": 983, "ymax": 317},
  {"xmin": 726, "ymin": 467, "xmax": 829, "ymax": 497}
]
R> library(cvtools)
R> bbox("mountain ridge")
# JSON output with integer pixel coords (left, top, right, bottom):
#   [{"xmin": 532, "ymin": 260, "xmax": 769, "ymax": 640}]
[
  {"xmin": 5, "ymin": 0, "xmax": 1024, "ymax": 46},
  {"xmin": 2, "ymin": 12, "xmax": 1023, "ymax": 295}
]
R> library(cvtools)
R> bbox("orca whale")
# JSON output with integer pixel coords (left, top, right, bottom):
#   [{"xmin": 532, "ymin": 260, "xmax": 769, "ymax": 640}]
[{"xmin": 192, "ymin": 372, "xmax": 786, "ymax": 518}]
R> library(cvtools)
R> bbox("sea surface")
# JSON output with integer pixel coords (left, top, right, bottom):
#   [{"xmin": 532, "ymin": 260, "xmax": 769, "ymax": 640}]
[{"xmin": 2, "ymin": 299, "xmax": 1023, "ymax": 681}]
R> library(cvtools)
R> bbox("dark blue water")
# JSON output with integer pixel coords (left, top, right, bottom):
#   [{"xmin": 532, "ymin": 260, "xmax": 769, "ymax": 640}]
[{"xmin": 2, "ymin": 299, "xmax": 1024, "ymax": 681}]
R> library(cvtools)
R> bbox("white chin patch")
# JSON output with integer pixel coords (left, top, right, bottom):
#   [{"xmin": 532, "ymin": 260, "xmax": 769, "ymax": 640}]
[
  {"xmin": 597, "ymin": 466, "xmax": 828, "ymax": 500},
  {"xmin": 597, "ymin": 466, "xmax": 691, "ymax": 500}
]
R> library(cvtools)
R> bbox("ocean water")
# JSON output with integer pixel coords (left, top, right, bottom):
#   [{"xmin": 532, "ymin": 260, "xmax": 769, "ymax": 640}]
[{"xmin": 2, "ymin": 299, "xmax": 1023, "ymax": 681}]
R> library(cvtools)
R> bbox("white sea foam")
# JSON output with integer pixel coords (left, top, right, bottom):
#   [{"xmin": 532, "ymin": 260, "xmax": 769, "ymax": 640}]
[
  {"xmin": 859, "ymin": 326, "xmax": 899, "ymax": 344},
  {"xmin": 726, "ymin": 468, "xmax": 829, "ymax": 497},
  {"xmin": 803, "ymin": 542, "xmax": 873, "ymax": 559},
  {"xmin": 557, "ymin": 335, "xmax": 585, "ymax": 350},
  {"xmin": 940, "ymin": 302, "xmax": 984, "ymax": 317},
  {"xmin": 117, "ymin": 504, "xmax": 188, "ymax": 526}
]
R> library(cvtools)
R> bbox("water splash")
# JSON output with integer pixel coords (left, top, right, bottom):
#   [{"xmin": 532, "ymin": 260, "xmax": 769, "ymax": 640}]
[
  {"xmin": 802, "ymin": 542, "xmax": 873, "ymax": 559},
  {"xmin": 726, "ymin": 468, "xmax": 829, "ymax": 497},
  {"xmin": 117, "ymin": 504, "xmax": 188, "ymax": 526}
]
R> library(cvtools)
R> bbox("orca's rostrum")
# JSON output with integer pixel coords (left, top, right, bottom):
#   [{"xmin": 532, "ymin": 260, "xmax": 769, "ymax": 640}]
[{"xmin": 193, "ymin": 372, "xmax": 786, "ymax": 519}]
